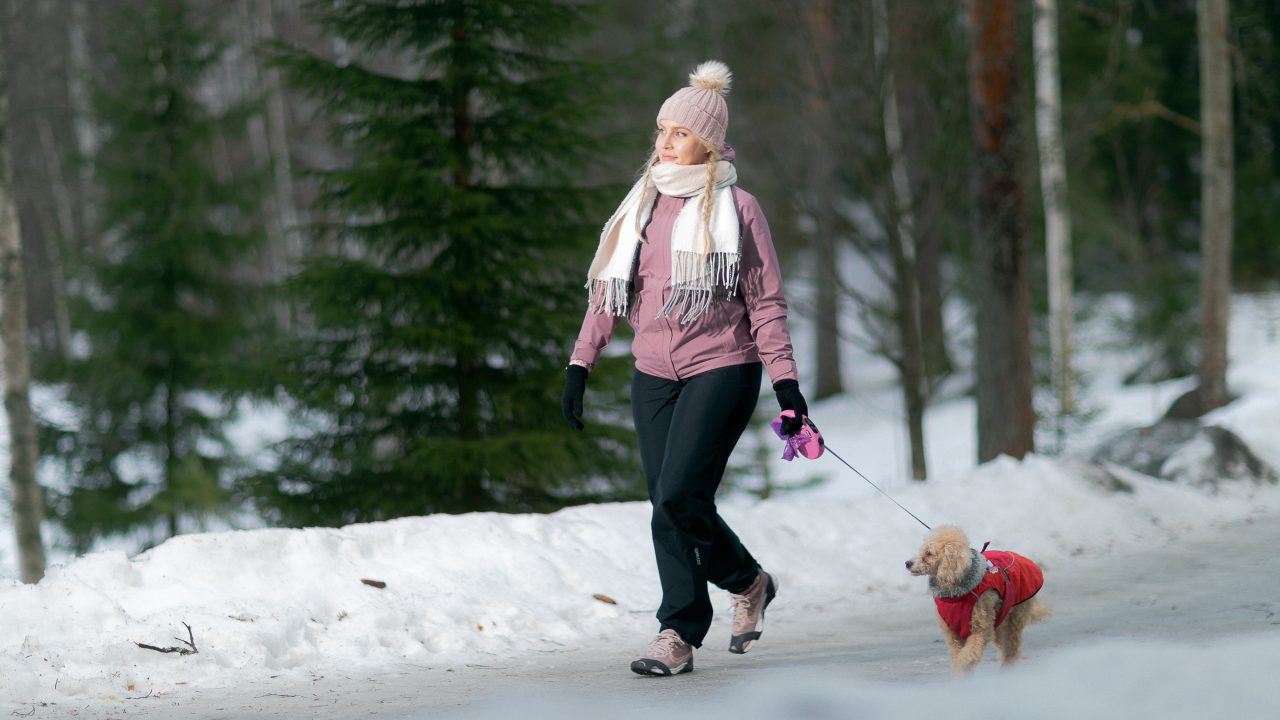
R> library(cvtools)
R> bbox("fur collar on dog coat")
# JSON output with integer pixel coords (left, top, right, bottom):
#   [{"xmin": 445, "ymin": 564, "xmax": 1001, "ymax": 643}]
[{"xmin": 932, "ymin": 550, "xmax": 1044, "ymax": 639}]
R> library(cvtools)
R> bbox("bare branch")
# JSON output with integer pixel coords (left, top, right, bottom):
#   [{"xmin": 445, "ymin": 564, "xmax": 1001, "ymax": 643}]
[
  {"xmin": 1106, "ymin": 98, "xmax": 1202, "ymax": 135},
  {"xmin": 135, "ymin": 622, "xmax": 198, "ymax": 655}
]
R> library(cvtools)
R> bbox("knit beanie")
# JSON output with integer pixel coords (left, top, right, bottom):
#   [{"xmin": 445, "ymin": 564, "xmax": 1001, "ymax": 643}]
[{"xmin": 656, "ymin": 60, "xmax": 732, "ymax": 152}]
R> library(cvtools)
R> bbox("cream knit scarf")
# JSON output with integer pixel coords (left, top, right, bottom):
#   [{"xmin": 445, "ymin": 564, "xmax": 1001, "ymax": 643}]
[{"xmin": 585, "ymin": 160, "xmax": 739, "ymax": 324}]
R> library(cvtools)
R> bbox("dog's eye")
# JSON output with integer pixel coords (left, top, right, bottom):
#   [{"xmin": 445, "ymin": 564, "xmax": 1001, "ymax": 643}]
[{"xmin": 924, "ymin": 550, "xmax": 934, "ymax": 557}]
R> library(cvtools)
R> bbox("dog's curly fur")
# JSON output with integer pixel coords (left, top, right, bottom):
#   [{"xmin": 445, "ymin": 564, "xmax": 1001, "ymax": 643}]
[{"xmin": 905, "ymin": 525, "xmax": 1050, "ymax": 673}]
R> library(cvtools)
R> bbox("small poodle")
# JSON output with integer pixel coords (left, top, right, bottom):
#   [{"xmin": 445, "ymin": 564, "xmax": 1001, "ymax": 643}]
[{"xmin": 905, "ymin": 525, "xmax": 1050, "ymax": 673}]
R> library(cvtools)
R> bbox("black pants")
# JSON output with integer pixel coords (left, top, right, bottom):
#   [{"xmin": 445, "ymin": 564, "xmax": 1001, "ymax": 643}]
[{"xmin": 631, "ymin": 362, "xmax": 763, "ymax": 647}]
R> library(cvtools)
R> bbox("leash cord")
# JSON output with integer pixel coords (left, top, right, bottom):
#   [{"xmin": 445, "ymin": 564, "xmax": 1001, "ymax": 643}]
[{"xmin": 822, "ymin": 444, "xmax": 932, "ymax": 530}]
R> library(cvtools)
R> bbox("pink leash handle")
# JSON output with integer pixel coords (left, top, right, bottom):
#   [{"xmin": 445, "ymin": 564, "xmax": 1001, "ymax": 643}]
[{"xmin": 769, "ymin": 410, "xmax": 825, "ymax": 461}]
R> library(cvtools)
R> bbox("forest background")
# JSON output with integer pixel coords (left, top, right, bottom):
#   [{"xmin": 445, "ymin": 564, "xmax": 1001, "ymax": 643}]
[{"xmin": 1, "ymin": 0, "xmax": 1276, "ymax": 584}]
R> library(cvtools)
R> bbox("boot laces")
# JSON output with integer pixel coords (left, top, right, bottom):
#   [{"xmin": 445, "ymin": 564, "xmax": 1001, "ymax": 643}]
[
  {"xmin": 650, "ymin": 629, "xmax": 683, "ymax": 655},
  {"xmin": 729, "ymin": 587, "xmax": 756, "ymax": 626}
]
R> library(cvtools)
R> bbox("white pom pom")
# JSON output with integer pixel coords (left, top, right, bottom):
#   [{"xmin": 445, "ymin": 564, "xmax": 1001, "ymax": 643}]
[{"xmin": 688, "ymin": 60, "xmax": 732, "ymax": 96}]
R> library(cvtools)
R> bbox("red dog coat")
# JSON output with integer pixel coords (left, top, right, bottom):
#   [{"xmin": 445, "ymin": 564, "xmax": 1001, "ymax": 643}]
[{"xmin": 933, "ymin": 550, "xmax": 1043, "ymax": 638}]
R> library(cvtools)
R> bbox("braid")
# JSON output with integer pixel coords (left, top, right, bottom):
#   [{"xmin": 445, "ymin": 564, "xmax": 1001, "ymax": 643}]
[{"xmin": 699, "ymin": 145, "xmax": 722, "ymax": 255}]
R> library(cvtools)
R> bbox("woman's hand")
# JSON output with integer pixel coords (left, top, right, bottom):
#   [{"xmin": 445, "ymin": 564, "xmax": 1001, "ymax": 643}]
[
  {"xmin": 562, "ymin": 365, "xmax": 589, "ymax": 430},
  {"xmin": 772, "ymin": 379, "xmax": 808, "ymax": 435}
]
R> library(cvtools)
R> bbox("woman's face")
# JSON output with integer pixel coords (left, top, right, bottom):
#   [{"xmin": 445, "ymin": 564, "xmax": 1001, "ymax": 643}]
[{"xmin": 656, "ymin": 120, "xmax": 710, "ymax": 165}]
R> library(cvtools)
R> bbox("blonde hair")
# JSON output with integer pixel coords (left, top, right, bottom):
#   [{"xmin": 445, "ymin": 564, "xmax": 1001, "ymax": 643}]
[
  {"xmin": 634, "ymin": 137, "xmax": 722, "ymax": 254},
  {"xmin": 699, "ymin": 141, "xmax": 721, "ymax": 255}
]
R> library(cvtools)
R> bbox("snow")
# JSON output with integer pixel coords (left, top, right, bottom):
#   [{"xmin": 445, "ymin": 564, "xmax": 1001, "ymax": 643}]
[
  {"xmin": 455, "ymin": 636, "xmax": 1280, "ymax": 720},
  {"xmin": 6, "ymin": 471, "xmax": 1279, "ymax": 718},
  {"xmin": 1, "ymin": 294, "xmax": 1279, "ymax": 717}
]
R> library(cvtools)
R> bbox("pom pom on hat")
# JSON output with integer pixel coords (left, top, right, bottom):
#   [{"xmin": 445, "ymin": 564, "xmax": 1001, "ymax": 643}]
[
  {"xmin": 656, "ymin": 60, "xmax": 732, "ymax": 152},
  {"xmin": 688, "ymin": 60, "xmax": 732, "ymax": 96}
]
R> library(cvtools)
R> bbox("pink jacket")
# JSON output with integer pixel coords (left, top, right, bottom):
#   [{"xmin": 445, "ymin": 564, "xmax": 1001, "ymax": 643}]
[{"xmin": 570, "ymin": 187, "xmax": 798, "ymax": 384}]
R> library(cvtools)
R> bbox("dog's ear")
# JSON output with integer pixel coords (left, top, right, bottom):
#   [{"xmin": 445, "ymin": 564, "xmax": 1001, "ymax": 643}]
[{"xmin": 935, "ymin": 542, "xmax": 968, "ymax": 588}]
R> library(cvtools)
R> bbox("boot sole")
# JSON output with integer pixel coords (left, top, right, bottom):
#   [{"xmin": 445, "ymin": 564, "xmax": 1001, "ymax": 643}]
[
  {"xmin": 728, "ymin": 573, "xmax": 777, "ymax": 654},
  {"xmin": 630, "ymin": 657, "xmax": 693, "ymax": 676}
]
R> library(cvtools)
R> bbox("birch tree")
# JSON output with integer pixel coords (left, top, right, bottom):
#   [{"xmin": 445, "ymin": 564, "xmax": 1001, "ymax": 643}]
[
  {"xmin": 966, "ymin": 0, "xmax": 1035, "ymax": 462},
  {"xmin": 1195, "ymin": 0, "xmax": 1233, "ymax": 413},
  {"xmin": 1, "ymin": 63, "xmax": 46, "ymax": 583},
  {"xmin": 1033, "ymin": 0, "xmax": 1074, "ymax": 435}
]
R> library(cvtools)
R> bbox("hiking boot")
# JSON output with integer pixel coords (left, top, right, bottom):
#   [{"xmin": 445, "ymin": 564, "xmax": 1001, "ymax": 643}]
[
  {"xmin": 728, "ymin": 569, "xmax": 777, "ymax": 654},
  {"xmin": 630, "ymin": 628, "xmax": 693, "ymax": 676}
]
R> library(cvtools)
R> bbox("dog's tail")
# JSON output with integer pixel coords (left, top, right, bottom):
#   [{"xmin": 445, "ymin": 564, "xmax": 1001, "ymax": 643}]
[{"xmin": 1025, "ymin": 596, "xmax": 1052, "ymax": 625}]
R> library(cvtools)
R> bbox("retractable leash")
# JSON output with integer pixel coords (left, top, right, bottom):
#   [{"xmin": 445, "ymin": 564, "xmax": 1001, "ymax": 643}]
[{"xmin": 770, "ymin": 410, "xmax": 932, "ymax": 531}]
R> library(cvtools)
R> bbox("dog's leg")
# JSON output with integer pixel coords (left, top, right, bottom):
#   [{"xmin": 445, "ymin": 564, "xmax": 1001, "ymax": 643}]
[
  {"xmin": 953, "ymin": 591, "xmax": 999, "ymax": 673},
  {"xmin": 997, "ymin": 597, "xmax": 1048, "ymax": 664},
  {"xmin": 936, "ymin": 615, "xmax": 964, "ymax": 668},
  {"xmin": 995, "ymin": 603, "xmax": 1027, "ymax": 664}
]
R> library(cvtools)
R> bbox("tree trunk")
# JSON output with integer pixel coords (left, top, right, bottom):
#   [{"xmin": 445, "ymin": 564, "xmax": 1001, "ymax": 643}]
[
  {"xmin": 967, "ymin": 0, "xmax": 1035, "ymax": 463},
  {"xmin": 1196, "ymin": 0, "xmax": 1233, "ymax": 413},
  {"xmin": 449, "ymin": 21, "xmax": 485, "ymax": 511},
  {"xmin": 806, "ymin": 0, "xmax": 844, "ymax": 401},
  {"xmin": 256, "ymin": 0, "xmax": 303, "ymax": 265},
  {"xmin": 238, "ymin": 0, "xmax": 302, "ymax": 319},
  {"xmin": 237, "ymin": 0, "xmax": 298, "ymax": 329},
  {"xmin": 164, "ymin": 377, "xmax": 180, "ymax": 540},
  {"xmin": 1033, "ymin": 0, "xmax": 1075, "ymax": 441},
  {"xmin": 1, "ymin": 81, "xmax": 47, "ymax": 584},
  {"xmin": 891, "ymin": 0, "xmax": 953, "ymax": 386},
  {"xmin": 813, "ymin": 220, "xmax": 843, "ymax": 400},
  {"xmin": 34, "ymin": 118, "xmax": 73, "ymax": 355},
  {"xmin": 238, "ymin": 0, "xmax": 285, "ymax": 281},
  {"xmin": 68, "ymin": 0, "xmax": 100, "ymax": 254},
  {"xmin": 874, "ymin": 0, "xmax": 928, "ymax": 481}
]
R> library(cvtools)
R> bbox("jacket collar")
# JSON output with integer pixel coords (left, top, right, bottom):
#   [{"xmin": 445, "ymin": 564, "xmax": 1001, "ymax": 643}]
[{"xmin": 929, "ymin": 549, "xmax": 989, "ymax": 599}]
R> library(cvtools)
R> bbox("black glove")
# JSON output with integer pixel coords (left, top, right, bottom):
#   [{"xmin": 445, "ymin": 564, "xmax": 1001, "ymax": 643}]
[
  {"xmin": 562, "ymin": 365, "xmax": 589, "ymax": 430},
  {"xmin": 773, "ymin": 379, "xmax": 808, "ymax": 435}
]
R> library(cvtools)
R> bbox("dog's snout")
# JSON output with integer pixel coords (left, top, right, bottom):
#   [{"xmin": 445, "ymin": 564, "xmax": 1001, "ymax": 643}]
[{"xmin": 905, "ymin": 560, "xmax": 913, "ymax": 570}]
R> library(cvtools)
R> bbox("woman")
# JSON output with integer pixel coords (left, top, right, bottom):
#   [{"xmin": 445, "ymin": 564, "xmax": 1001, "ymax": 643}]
[{"xmin": 561, "ymin": 61, "xmax": 808, "ymax": 676}]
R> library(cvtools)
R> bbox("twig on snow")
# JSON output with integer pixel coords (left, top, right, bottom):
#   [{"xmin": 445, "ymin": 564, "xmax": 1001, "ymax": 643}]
[{"xmin": 135, "ymin": 622, "xmax": 198, "ymax": 655}]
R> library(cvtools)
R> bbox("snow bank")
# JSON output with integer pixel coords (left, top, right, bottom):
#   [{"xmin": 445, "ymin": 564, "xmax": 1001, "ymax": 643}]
[{"xmin": 2, "ymin": 454, "xmax": 1277, "ymax": 705}]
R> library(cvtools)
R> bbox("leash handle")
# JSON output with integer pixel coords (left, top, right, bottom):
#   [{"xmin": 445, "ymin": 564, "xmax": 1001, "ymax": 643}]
[{"xmin": 769, "ymin": 411, "xmax": 824, "ymax": 461}]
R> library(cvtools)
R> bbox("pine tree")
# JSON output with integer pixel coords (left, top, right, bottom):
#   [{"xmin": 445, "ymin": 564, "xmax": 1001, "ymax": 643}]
[
  {"xmin": 252, "ymin": 0, "xmax": 640, "ymax": 525},
  {"xmin": 47, "ymin": 0, "xmax": 266, "ymax": 552}
]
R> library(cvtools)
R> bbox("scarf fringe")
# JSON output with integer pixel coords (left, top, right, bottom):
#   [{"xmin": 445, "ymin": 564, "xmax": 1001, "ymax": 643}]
[
  {"xmin": 587, "ymin": 277, "xmax": 632, "ymax": 317},
  {"xmin": 658, "ymin": 250, "xmax": 740, "ymax": 324}
]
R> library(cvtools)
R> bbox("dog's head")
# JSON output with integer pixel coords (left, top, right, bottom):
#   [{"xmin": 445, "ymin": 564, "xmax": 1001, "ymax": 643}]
[{"xmin": 905, "ymin": 525, "xmax": 974, "ymax": 589}]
